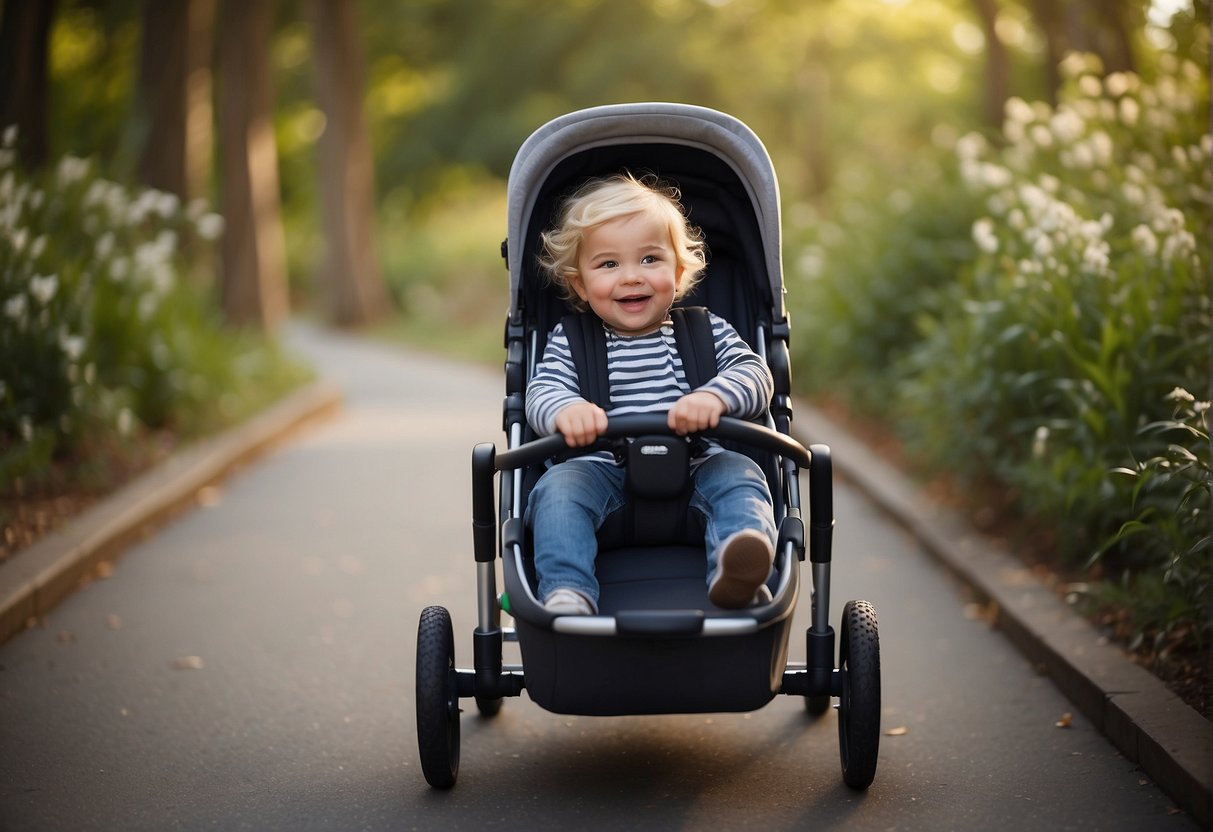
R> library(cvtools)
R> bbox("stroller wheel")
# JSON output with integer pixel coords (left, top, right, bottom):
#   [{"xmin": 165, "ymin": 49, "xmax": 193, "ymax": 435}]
[
  {"xmin": 838, "ymin": 599, "xmax": 881, "ymax": 790},
  {"xmin": 416, "ymin": 605, "xmax": 460, "ymax": 788}
]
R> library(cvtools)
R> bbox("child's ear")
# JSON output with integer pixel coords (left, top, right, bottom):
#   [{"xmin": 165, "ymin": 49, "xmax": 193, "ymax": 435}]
[{"xmin": 570, "ymin": 272, "xmax": 589, "ymax": 302}]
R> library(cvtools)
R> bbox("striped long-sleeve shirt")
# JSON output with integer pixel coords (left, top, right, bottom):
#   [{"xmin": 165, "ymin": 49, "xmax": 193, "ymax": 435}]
[{"xmin": 526, "ymin": 312, "xmax": 773, "ymax": 459}]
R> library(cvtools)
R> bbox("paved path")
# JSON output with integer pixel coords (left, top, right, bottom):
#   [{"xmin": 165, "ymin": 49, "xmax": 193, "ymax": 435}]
[{"xmin": 0, "ymin": 324, "xmax": 1199, "ymax": 830}]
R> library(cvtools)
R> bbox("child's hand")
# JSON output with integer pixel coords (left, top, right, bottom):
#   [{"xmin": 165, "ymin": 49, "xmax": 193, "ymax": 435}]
[
  {"xmin": 554, "ymin": 401, "xmax": 609, "ymax": 447},
  {"xmin": 668, "ymin": 391, "xmax": 726, "ymax": 436}
]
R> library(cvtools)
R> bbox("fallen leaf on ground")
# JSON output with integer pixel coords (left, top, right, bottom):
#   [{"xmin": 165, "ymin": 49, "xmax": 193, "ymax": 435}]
[
  {"xmin": 106, "ymin": 614, "xmax": 122, "ymax": 630},
  {"xmin": 884, "ymin": 726, "xmax": 909, "ymax": 736},
  {"xmin": 1055, "ymin": 712, "xmax": 1073, "ymax": 728},
  {"xmin": 172, "ymin": 656, "xmax": 205, "ymax": 670}
]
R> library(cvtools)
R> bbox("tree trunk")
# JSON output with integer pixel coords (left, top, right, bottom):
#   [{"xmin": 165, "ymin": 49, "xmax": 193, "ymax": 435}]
[
  {"xmin": 217, "ymin": 0, "xmax": 288, "ymax": 330},
  {"xmin": 1029, "ymin": 0, "xmax": 1065, "ymax": 106},
  {"xmin": 0, "ymin": 0, "xmax": 55, "ymax": 171},
  {"xmin": 972, "ymin": 0, "xmax": 1011, "ymax": 130},
  {"xmin": 306, "ymin": 0, "xmax": 389, "ymax": 327},
  {"xmin": 137, "ymin": 0, "xmax": 216, "ymax": 200}
]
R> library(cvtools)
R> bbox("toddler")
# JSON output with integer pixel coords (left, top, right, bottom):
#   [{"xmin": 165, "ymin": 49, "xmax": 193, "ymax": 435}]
[{"xmin": 525, "ymin": 172, "xmax": 776, "ymax": 615}]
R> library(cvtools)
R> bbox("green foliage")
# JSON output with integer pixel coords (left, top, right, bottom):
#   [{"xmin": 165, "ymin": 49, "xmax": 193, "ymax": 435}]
[
  {"xmin": 788, "ymin": 150, "xmax": 984, "ymax": 409},
  {"xmin": 791, "ymin": 45, "xmax": 1212, "ymax": 646},
  {"xmin": 0, "ymin": 128, "xmax": 310, "ymax": 487},
  {"xmin": 374, "ymin": 173, "xmax": 508, "ymax": 363},
  {"xmin": 1095, "ymin": 391, "xmax": 1211, "ymax": 649}
]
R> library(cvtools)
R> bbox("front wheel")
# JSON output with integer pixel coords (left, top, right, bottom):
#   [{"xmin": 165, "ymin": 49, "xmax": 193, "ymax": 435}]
[
  {"xmin": 416, "ymin": 606, "xmax": 460, "ymax": 788},
  {"xmin": 838, "ymin": 599, "xmax": 880, "ymax": 790}
]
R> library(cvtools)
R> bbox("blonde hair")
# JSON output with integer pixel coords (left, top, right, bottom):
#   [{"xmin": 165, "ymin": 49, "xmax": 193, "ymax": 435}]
[{"xmin": 539, "ymin": 172, "xmax": 707, "ymax": 311}]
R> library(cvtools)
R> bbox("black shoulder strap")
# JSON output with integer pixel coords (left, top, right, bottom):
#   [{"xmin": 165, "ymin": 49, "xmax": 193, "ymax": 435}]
[
  {"xmin": 670, "ymin": 306, "xmax": 718, "ymax": 390},
  {"xmin": 561, "ymin": 307, "xmax": 718, "ymax": 407},
  {"xmin": 560, "ymin": 312, "xmax": 611, "ymax": 407}
]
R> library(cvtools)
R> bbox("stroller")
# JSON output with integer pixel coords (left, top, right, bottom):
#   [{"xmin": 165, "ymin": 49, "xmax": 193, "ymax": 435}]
[{"xmin": 415, "ymin": 103, "xmax": 881, "ymax": 791}]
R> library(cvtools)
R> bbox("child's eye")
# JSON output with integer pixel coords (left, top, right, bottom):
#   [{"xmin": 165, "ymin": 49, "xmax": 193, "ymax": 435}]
[
  {"xmin": 598, "ymin": 259, "xmax": 618, "ymax": 269},
  {"xmin": 641, "ymin": 255, "xmax": 659, "ymax": 264}
]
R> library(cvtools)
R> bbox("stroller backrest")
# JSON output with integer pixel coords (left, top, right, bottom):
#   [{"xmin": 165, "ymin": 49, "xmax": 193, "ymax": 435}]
[
  {"xmin": 504, "ymin": 104, "xmax": 787, "ymax": 365},
  {"xmin": 503, "ymin": 105, "xmax": 793, "ymax": 541}
]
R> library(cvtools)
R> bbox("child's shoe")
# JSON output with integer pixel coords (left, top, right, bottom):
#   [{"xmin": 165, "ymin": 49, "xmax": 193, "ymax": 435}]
[
  {"xmin": 543, "ymin": 588, "xmax": 596, "ymax": 615},
  {"xmin": 708, "ymin": 529, "xmax": 773, "ymax": 609}
]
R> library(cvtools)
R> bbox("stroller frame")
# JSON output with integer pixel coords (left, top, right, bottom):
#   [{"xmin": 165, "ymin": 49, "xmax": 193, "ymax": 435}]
[{"xmin": 416, "ymin": 103, "xmax": 880, "ymax": 792}]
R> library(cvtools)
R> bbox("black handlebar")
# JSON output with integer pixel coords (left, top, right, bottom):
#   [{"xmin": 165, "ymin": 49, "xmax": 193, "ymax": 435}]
[{"xmin": 493, "ymin": 414, "xmax": 811, "ymax": 472}]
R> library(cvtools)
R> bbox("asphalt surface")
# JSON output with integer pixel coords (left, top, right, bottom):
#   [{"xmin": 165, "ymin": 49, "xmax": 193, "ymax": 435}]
[{"xmin": 0, "ymin": 322, "xmax": 1206, "ymax": 831}]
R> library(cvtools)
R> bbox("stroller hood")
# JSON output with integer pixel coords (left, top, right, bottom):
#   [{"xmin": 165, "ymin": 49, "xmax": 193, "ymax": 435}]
[{"xmin": 505, "ymin": 103, "xmax": 785, "ymax": 322}]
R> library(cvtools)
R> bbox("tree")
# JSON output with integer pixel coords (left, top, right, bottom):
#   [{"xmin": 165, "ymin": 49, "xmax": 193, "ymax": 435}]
[
  {"xmin": 136, "ymin": 0, "xmax": 216, "ymax": 201},
  {"xmin": 216, "ymin": 0, "xmax": 288, "ymax": 330},
  {"xmin": 306, "ymin": 0, "xmax": 389, "ymax": 326},
  {"xmin": 972, "ymin": 0, "xmax": 1012, "ymax": 128},
  {"xmin": 0, "ymin": 0, "xmax": 56, "ymax": 170}
]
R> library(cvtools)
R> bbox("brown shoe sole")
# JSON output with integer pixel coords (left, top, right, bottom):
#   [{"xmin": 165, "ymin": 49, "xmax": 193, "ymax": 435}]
[{"xmin": 708, "ymin": 530, "xmax": 772, "ymax": 608}]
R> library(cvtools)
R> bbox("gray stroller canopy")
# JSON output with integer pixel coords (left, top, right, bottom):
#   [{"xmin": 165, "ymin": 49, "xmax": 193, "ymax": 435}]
[{"xmin": 505, "ymin": 103, "xmax": 785, "ymax": 321}]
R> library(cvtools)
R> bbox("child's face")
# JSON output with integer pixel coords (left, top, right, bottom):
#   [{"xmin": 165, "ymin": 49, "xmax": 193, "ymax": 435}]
[{"xmin": 572, "ymin": 211, "xmax": 682, "ymax": 337}]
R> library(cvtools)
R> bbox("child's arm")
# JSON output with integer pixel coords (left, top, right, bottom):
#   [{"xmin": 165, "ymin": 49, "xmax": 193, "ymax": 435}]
[
  {"xmin": 554, "ymin": 401, "xmax": 609, "ymax": 447},
  {"xmin": 667, "ymin": 390, "xmax": 726, "ymax": 435},
  {"xmin": 526, "ymin": 323, "xmax": 608, "ymax": 446},
  {"xmin": 672, "ymin": 313, "xmax": 773, "ymax": 430}
]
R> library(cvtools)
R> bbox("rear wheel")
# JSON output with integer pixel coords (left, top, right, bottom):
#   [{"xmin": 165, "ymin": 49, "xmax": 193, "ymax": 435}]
[
  {"xmin": 416, "ymin": 606, "xmax": 460, "ymax": 788},
  {"xmin": 838, "ymin": 599, "xmax": 880, "ymax": 790}
]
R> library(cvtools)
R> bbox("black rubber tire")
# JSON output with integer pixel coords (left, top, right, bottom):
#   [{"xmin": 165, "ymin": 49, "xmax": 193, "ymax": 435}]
[
  {"xmin": 838, "ymin": 599, "xmax": 880, "ymax": 790},
  {"xmin": 416, "ymin": 606, "xmax": 460, "ymax": 788}
]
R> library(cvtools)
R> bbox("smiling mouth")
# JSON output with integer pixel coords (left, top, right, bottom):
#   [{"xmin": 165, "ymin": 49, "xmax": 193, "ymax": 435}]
[{"xmin": 616, "ymin": 295, "xmax": 651, "ymax": 308}]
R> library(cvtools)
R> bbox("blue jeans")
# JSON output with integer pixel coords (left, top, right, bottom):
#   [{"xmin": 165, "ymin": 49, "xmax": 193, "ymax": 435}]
[{"xmin": 524, "ymin": 450, "xmax": 776, "ymax": 607}]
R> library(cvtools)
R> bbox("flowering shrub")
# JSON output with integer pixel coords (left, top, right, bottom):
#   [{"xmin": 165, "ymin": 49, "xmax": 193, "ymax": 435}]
[
  {"xmin": 906, "ymin": 52, "xmax": 1209, "ymax": 552},
  {"xmin": 790, "ymin": 51, "xmax": 1210, "ymax": 649},
  {"xmin": 0, "ymin": 126, "xmax": 305, "ymax": 486}
]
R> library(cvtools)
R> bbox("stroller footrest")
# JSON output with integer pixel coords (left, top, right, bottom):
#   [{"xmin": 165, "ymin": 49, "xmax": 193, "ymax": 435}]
[{"xmin": 615, "ymin": 609, "xmax": 704, "ymax": 636}]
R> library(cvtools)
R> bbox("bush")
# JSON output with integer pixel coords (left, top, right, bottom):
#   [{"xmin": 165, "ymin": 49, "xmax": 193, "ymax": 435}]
[
  {"xmin": 0, "ymin": 126, "xmax": 310, "ymax": 489},
  {"xmin": 791, "ymin": 53, "xmax": 1211, "ymax": 648}
]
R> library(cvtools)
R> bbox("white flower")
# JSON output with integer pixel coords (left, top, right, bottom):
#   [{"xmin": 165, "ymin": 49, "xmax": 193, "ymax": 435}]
[
  {"xmin": 1081, "ymin": 240, "xmax": 1110, "ymax": 274},
  {"xmin": 956, "ymin": 132, "xmax": 987, "ymax": 162},
  {"xmin": 29, "ymin": 235, "xmax": 46, "ymax": 259},
  {"xmin": 1131, "ymin": 224, "xmax": 1159, "ymax": 257},
  {"xmin": 1167, "ymin": 387, "xmax": 1196, "ymax": 403},
  {"xmin": 1088, "ymin": 132, "xmax": 1113, "ymax": 167},
  {"xmin": 1005, "ymin": 97, "xmax": 1035, "ymax": 126},
  {"xmin": 60, "ymin": 333, "xmax": 85, "ymax": 361},
  {"xmin": 95, "ymin": 232, "xmax": 115, "ymax": 260},
  {"xmin": 196, "ymin": 212, "xmax": 224, "ymax": 241},
  {"xmin": 1030, "ymin": 124, "xmax": 1054, "ymax": 148},
  {"xmin": 2, "ymin": 125, "xmax": 16, "ymax": 147},
  {"xmin": 1050, "ymin": 109, "xmax": 1085, "ymax": 144},
  {"xmin": 1032, "ymin": 425, "xmax": 1049, "ymax": 459},
  {"xmin": 1104, "ymin": 72, "xmax": 1133, "ymax": 97},
  {"xmin": 972, "ymin": 218, "xmax": 999, "ymax": 254},
  {"xmin": 1118, "ymin": 97, "xmax": 1140, "ymax": 126},
  {"xmin": 56, "ymin": 155, "xmax": 89, "ymax": 188},
  {"xmin": 1032, "ymin": 234, "xmax": 1054, "ymax": 258},
  {"xmin": 29, "ymin": 274, "xmax": 58, "ymax": 304},
  {"xmin": 4, "ymin": 294, "xmax": 27, "ymax": 320},
  {"xmin": 154, "ymin": 190, "xmax": 180, "ymax": 219}
]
